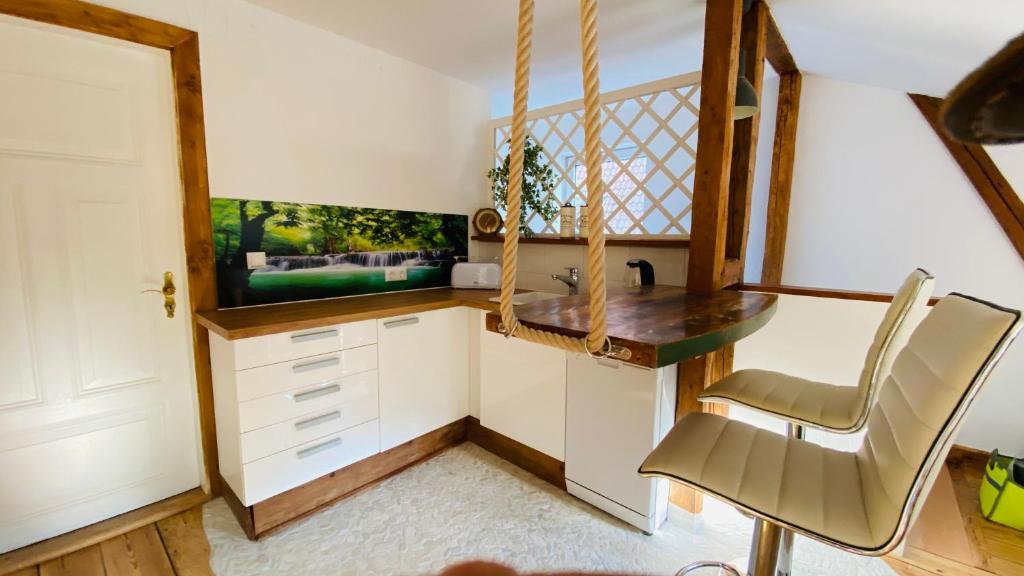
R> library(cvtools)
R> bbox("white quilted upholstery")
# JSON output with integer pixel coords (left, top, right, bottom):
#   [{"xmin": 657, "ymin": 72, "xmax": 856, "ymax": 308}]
[
  {"xmin": 699, "ymin": 269, "xmax": 935, "ymax": 432},
  {"xmin": 640, "ymin": 294, "xmax": 1020, "ymax": 554}
]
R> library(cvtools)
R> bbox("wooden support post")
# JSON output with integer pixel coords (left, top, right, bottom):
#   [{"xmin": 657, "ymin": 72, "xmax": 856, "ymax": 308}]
[
  {"xmin": 673, "ymin": 0, "xmax": 745, "ymax": 513},
  {"xmin": 759, "ymin": 70, "xmax": 802, "ymax": 285},
  {"xmin": 725, "ymin": 0, "xmax": 768, "ymax": 280},
  {"xmin": 910, "ymin": 94, "xmax": 1024, "ymax": 263},
  {"xmin": 686, "ymin": 0, "xmax": 743, "ymax": 294}
]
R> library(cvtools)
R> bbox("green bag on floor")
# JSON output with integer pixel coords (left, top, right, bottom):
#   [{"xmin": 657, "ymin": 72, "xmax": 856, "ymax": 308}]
[{"xmin": 980, "ymin": 450, "xmax": 1024, "ymax": 531}]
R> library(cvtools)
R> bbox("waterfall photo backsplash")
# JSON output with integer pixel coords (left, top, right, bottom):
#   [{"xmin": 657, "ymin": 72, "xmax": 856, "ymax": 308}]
[{"xmin": 211, "ymin": 198, "xmax": 469, "ymax": 308}]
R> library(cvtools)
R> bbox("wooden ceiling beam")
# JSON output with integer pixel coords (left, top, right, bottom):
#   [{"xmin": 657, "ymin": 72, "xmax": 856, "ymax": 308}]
[
  {"xmin": 910, "ymin": 94, "xmax": 1024, "ymax": 262},
  {"xmin": 765, "ymin": 7, "xmax": 797, "ymax": 75}
]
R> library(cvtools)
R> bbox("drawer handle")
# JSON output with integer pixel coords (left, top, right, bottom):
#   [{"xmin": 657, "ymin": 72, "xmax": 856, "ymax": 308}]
[
  {"xmin": 383, "ymin": 317, "xmax": 419, "ymax": 329},
  {"xmin": 292, "ymin": 382, "xmax": 341, "ymax": 403},
  {"xmin": 294, "ymin": 410, "xmax": 342, "ymax": 431},
  {"xmin": 292, "ymin": 356, "xmax": 341, "ymax": 373},
  {"xmin": 290, "ymin": 329, "xmax": 338, "ymax": 344},
  {"xmin": 296, "ymin": 437, "xmax": 342, "ymax": 459}
]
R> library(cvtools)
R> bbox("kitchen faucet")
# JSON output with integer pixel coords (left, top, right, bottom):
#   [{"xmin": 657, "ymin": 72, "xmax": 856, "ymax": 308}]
[{"xmin": 552, "ymin": 266, "xmax": 579, "ymax": 295}]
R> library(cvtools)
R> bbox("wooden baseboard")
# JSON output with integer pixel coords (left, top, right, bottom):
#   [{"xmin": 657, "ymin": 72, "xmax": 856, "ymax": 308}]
[
  {"xmin": 466, "ymin": 416, "xmax": 566, "ymax": 490},
  {"xmin": 219, "ymin": 477, "xmax": 256, "ymax": 540},
  {"xmin": 947, "ymin": 444, "xmax": 991, "ymax": 471},
  {"xmin": 0, "ymin": 488, "xmax": 209, "ymax": 576},
  {"xmin": 249, "ymin": 418, "xmax": 468, "ymax": 538}
]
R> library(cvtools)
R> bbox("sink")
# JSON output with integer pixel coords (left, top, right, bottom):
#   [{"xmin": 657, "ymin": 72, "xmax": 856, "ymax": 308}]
[{"xmin": 487, "ymin": 291, "xmax": 564, "ymax": 306}]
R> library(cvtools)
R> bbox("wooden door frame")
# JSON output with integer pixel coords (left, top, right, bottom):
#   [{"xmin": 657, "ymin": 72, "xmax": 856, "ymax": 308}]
[{"xmin": 0, "ymin": 0, "xmax": 220, "ymax": 496}]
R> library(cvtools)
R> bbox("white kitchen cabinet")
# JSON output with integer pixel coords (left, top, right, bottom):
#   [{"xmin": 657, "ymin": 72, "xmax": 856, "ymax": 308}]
[
  {"xmin": 378, "ymin": 307, "xmax": 469, "ymax": 451},
  {"xmin": 565, "ymin": 354, "xmax": 677, "ymax": 534},
  {"xmin": 209, "ymin": 320, "xmax": 381, "ymax": 506},
  {"xmin": 478, "ymin": 313, "xmax": 567, "ymax": 460}
]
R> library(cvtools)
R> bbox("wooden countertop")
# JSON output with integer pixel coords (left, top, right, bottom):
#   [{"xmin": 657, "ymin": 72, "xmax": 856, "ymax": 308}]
[
  {"xmin": 196, "ymin": 288, "xmax": 507, "ymax": 340},
  {"xmin": 484, "ymin": 286, "xmax": 777, "ymax": 368}
]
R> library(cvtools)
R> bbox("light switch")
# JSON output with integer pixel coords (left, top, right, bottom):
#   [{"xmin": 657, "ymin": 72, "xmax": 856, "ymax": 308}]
[
  {"xmin": 384, "ymin": 267, "xmax": 408, "ymax": 282},
  {"xmin": 246, "ymin": 251, "xmax": 267, "ymax": 269}
]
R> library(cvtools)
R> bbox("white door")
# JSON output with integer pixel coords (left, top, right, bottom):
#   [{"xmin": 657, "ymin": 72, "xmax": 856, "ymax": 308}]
[{"xmin": 0, "ymin": 16, "xmax": 201, "ymax": 552}]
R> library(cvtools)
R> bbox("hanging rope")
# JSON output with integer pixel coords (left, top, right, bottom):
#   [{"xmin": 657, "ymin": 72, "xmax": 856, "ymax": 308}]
[{"xmin": 499, "ymin": 0, "xmax": 613, "ymax": 356}]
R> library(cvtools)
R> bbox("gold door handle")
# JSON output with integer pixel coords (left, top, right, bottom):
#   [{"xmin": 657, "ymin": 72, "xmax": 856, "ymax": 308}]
[{"xmin": 141, "ymin": 271, "xmax": 176, "ymax": 318}]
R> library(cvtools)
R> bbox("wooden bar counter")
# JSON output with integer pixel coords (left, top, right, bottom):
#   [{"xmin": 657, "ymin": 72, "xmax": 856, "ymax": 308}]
[{"xmin": 484, "ymin": 285, "xmax": 777, "ymax": 368}]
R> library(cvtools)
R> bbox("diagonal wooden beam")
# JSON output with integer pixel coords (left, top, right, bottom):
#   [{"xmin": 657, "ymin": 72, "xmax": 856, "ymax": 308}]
[
  {"xmin": 760, "ymin": 70, "xmax": 803, "ymax": 285},
  {"xmin": 725, "ymin": 0, "xmax": 768, "ymax": 280},
  {"xmin": 765, "ymin": 7, "xmax": 797, "ymax": 75},
  {"xmin": 910, "ymin": 94, "xmax": 1024, "ymax": 262}
]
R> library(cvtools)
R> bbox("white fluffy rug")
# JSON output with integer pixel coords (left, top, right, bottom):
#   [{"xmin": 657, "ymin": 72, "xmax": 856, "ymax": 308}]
[{"xmin": 203, "ymin": 443, "xmax": 895, "ymax": 575}]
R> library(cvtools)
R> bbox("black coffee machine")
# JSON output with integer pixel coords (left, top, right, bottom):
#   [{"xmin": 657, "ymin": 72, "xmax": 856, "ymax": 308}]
[{"xmin": 626, "ymin": 259, "xmax": 655, "ymax": 287}]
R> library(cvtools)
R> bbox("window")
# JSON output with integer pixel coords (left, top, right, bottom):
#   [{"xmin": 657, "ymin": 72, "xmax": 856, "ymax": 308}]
[{"xmin": 492, "ymin": 76, "xmax": 700, "ymax": 237}]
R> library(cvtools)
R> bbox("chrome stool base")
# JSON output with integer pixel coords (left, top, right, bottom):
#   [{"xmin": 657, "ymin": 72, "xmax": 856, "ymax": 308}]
[{"xmin": 675, "ymin": 560, "xmax": 742, "ymax": 576}]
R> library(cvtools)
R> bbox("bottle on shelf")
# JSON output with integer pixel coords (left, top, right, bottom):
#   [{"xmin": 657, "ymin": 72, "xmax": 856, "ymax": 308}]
[{"xmin": 560, "ymin": 202, "xmax": 576, "ymax": 238}]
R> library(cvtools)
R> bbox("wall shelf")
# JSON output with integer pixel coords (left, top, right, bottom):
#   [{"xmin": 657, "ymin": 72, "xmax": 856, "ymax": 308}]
[{"xmin": 471, "ymin": 235, "xmax": 690, "ymax": 249}]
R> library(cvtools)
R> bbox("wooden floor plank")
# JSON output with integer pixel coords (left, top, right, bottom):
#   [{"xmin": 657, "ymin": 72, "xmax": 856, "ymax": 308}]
[
  {"xmin": 0, "ymin": 488, "xmax": 208, "ymax": 575},
  {"xmin": 156, "ymin": 507, "xmax": 213, "ymax": 576},
  {"xmin": 38, "ymin": 545, "xmax": 104, "ymax": 576},
  {"xmin": 4, "ymin": 567, "xmax": 38, "ymax": 576},
  {"xmin": 99, "ymin": 526, "xmax": 174, "ymax": 576}
]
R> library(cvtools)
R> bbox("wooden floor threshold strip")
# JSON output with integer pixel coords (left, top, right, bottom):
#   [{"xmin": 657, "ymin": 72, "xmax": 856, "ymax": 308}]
[{"xmin": 0, "ymin": 488, "xmax": 209, "ymax": 576}]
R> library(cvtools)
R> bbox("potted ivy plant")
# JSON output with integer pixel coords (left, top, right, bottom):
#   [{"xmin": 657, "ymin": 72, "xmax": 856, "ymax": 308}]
[{"xmin": 488, "ymin": 137, "xmax": 558, "ymax": 237}]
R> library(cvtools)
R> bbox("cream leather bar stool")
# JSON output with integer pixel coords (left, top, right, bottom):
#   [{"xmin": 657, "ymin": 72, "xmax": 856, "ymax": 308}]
[
  {"xmin": 698, "ymin": 269, "xmax": 933, "ymax": 575},
  {"xmin": 640, "ymin": 293, "xmax": 1021, "ymax": 576}
]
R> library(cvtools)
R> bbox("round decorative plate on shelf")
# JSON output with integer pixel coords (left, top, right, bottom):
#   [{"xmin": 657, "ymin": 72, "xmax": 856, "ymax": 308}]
[{"xmin": 473, "ymin": 208, "xmax": 503, "ymax": 235}]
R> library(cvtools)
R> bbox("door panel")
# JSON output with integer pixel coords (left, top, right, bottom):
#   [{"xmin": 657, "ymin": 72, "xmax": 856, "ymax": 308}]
[
  {"xmin": 0, "ymin": 15, "xmax": 200, "ymax": 552},
  {"xmin": 66, "ymin": 192, "xmax": 158, "ymax": 393},
  {"xmin": 0, "ymin": 186, "xmax": 39, "ymax": 409}
]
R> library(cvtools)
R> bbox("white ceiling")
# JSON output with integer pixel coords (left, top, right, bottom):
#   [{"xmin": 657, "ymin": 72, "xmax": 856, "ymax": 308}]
[{"xmin": 243, "ymin": 0, "xmax": 1024, "ymax": 117}]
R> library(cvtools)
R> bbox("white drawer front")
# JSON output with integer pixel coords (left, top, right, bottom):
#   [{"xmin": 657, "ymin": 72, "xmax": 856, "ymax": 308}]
[
  {"xmin": 242, "ymin": 419, "xmax": 380, "ymax": 505},
  {"xmin": 235, "ymin": 345, "xmax": 377, "ymax": 402},
  {"xmin": 238, "ymin": 370, "xmax": 378, "ymax": 433},
  {"xmin": 233, "ymin": 320, "xmax": 378, "ymax": 370},
  {"xmin": 240, "ymin": 386, "xmax": 379, "ymax": 463}
]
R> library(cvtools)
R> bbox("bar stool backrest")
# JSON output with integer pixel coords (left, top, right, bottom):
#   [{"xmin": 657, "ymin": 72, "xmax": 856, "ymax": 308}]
[
  {"xmin": 846, "ymin": 269, "xmax": 935, "ymax": 432},
  {"xmin": 854, "ymin": 293, "xmax": 1020, "ymax": 554}
]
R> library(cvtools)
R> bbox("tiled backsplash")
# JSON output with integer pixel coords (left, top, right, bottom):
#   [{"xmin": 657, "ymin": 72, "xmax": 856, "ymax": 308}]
[{"xmin": 472, "ymin": 241, "xmax": 688, "ymax": 293}]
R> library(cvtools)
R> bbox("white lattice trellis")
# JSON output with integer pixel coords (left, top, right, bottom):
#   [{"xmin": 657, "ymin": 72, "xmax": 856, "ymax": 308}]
[{"xmin": 492, "ymin": 73, "xmax": 701, "ymax": 236}]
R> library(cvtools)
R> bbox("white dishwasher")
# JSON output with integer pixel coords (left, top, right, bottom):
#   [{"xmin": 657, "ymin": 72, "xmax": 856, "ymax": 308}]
[{"xmin": 565, "ymin": 354, "xmax": 677, "ymax": 534}]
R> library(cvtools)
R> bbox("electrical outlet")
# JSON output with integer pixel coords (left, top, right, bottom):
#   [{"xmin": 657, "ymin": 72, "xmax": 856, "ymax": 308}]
[
  {"xmin": 384, "ymin": 267, "xmax": 407, "ymax": 282},
  {"xmin": 246, "ymin": 251, "xmax": 267, "ymax": 269}
]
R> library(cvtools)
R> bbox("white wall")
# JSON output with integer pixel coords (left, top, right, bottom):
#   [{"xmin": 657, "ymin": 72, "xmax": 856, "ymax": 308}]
[
  {"xmin": 749, "ymin": 74, "xmax": 1024, "ymax": 453},
  {"xmin": 473, "ymin": 242, "xmax": 688, "ymax": 294},
  {"xmin": 90, "ymin": 0, "xmax": 491, "ymax": 218}
]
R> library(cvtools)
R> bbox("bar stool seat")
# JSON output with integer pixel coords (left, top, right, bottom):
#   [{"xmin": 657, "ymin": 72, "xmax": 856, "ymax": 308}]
[
  {"xmin": 698, "ymin": 370, "xmax": 863, "ymax": 432},
  {"xmin": 642, "ymin": 411, "xmax": 875, "ymax": 548}
]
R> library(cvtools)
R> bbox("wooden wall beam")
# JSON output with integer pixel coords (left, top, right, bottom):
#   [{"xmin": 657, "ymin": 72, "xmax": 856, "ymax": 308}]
[
  {"xmin": 686, "ymin": 0, "xmax": 743, "ymax": 294},
  {"xmin": 910, "ymin": 94, "xmax": 1024, "ymax": 262},
  {"xmin": 725, "ymin": 0, "xmax": 768, "ymax": 279},
  {"xmin": 759, "ymin": 70, "xmax": 803, "ymax": 285},
  {"xmin": 765, "ymin": 8, "xmax": 797, "ymax": 75}
]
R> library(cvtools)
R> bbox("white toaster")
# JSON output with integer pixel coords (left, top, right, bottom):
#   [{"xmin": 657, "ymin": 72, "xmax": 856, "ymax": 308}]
[{"xmin": 451, "ymin": 262, "xmax": 501, "ymax": 289}]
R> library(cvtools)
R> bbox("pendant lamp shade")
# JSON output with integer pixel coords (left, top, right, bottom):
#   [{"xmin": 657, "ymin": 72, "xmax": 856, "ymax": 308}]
[{"xmin": 733, "ymin": 49, "xmax": 758, "ymax": 121}]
